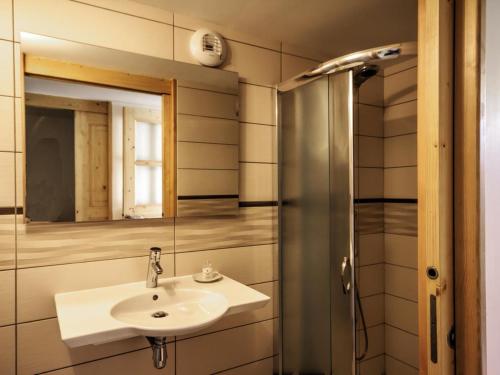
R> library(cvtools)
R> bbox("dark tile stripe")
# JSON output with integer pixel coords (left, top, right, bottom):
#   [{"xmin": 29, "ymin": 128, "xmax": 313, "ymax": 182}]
[
  {"xmin": 0, "ymin": 207, "xmax": 22, "ymax": 215},
  {"xmin": 178, "ymin": 195, "xmax": 239, "ymax": 200},
  {"xmin": 239, "ymin": 201, "xmax": 278, "ymax": 207}
]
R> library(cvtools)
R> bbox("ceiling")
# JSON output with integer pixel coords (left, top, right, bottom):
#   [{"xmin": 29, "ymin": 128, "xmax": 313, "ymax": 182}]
[{"xmin": 133, "ymin": 0, "xmax": 417, "ymax": 59}]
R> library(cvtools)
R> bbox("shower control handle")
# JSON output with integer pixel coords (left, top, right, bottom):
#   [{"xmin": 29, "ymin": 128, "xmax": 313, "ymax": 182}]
[{"xmin": 340, "ymin": 256, "xmax": 352, "ymax": 294}]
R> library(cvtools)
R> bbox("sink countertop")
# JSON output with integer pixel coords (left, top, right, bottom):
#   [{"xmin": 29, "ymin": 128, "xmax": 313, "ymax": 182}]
[{"xmin": 54, "ymin": 274, "xmax": 270, "ymax": 347}]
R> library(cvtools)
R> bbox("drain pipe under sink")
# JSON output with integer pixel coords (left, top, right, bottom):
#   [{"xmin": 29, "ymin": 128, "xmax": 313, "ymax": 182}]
[{"xmin": 146, "ymin": 336, "xmax": 168, "ymax": 369}]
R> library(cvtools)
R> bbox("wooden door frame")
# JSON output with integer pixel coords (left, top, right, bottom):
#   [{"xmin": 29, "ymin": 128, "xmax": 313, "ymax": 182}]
[
  {"xmin": 419, "ymin": 0, "xmax": 483, "ymax": 374},
  {"xmin": 22, "ymin": 54, "xmax": 177, "ymax": 218},
  {"xmin": 454, "ymin": 0, "xmax": 482, "ymax": 374},
  {"xmin": 418, "ymin": 0, "xmax": 454, "ymax": 373}
]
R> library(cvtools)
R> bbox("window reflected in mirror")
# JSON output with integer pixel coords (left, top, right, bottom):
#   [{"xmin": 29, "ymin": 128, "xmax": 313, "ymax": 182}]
[{"xmin": 24, "ymin": 76, "xmax": 166, "ymax": 223}]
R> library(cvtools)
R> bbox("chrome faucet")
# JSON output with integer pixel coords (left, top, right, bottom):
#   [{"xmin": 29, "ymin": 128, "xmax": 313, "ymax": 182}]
[{"xmin": 146, "ymin": 247, "xmax": 163, "ymax": 288}]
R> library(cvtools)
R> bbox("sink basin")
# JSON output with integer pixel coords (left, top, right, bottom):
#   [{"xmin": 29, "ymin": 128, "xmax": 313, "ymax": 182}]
[
  {"xmin": 55, "ymin": 274, "xmax": 270, "ymax": 347},
  {"xmin": 110, "ymin": 288, "xmax": 229, "ymax": 336}
]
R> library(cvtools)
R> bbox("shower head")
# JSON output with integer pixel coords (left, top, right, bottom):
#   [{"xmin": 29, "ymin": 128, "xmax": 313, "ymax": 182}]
[{"xmin": 353, "ymin": 64, "xmax": 380, "ymax": 87}]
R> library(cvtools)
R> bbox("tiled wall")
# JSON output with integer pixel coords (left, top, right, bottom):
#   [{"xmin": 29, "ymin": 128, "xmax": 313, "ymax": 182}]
[
  {"xmin": 383, "ymin": 58, "xmax": 418, "ymax": 375},
  {"xmin": 355, "ymin": 70, "xmax": 386, "ymax": 374},
  {"xmin": 355, "ymin": 57, "xmax": 418, "ymax": 375},
  {"xmin": 0, "ymin": 0, "xmax": 325, "ymax": 374}
]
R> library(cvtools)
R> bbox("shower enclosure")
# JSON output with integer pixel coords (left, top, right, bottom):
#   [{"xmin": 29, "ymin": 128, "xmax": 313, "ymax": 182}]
[{"xmin": 278, "ymin": 43, "xmax": 416, "ymax": 375}]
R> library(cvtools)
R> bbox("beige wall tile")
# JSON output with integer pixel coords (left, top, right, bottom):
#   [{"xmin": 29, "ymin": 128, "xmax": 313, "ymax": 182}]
[
  {"xmin": 178, "ymin": 142, "xmax": 238, "ymax": 170},
  {"xmin": 357, "ymin": 324, "xmax": 384, "ymax": 360},
  {"xmin": 14, "ymin": 0, "xmax": 174, "ymax": 59},
  {"xmin": 281, "ymin": 53, "xmax": 317, "ymax": 81},
  {"xmin": 174, "ymin": 13, "xmax": 281, "ymax": 52},
  {"xmin": 18, "ymin": 219, "xmax": 174, "ymax": 268},
  {"xmin": 177, "ymin": 114, "xmax": 238, "ymax": 145},
  {"xmin": 173, "ymin": 27, "xmax": 198, "ymax": 65},
  {"xmin": 176, "ymin": 320, "xmax": 273, "ymax": 375},
  {"xmin": 15, "ymin": 98, "xmax": 23, "ymax": 152},
  {"xmin": 74, "ymin": 0, "xmax": 173, "ymax": 24},
  {"xmin": 384, "ymin": 203, "xmax": 417, "ymax": 237},
  {"xmin": 0, "ymin": 270, "xmax": 14, "ymax": 326},
  {"xmin": 385, "ymin": 234, "xmax": 417, "ymax": 268},
  {"xmin": 385, "ymin": 264, "xmax": 417, "ymax": 302},
  {"xmin": 0, "ymin": 325, "xmax": 15, "ymax": 375},
  {"xmin": 0, "ymin": 215, "xmax": 15, "ymax": 270},
  {"xmin": 177, "ymin": 169, "xmax": 238, "ymax": 196},
  {"xmin": 357, "ymin": 294, "xmax": 384, "ymax": 329},
  {"xmin": 0, "ymin": 96, "xmax": 14, "ymax": 152},
  {"xmin": 383, "ymin": 57, "xmax": 417, "ymax": 77},
  {"xmin": 0, "ymin": 152, "xmax": 14, "ymax": 207},
  {"xmin": 358, "ymin": 104, "xmax": 384, "ymax": 137},
  {"xmin": 17, "ymin": 318, "xmax": 152, "ymax": 375},
  {"xmin": 175, "ymin": 244, "xmax": 274, "ymax": 285},
  {"xmin": 385, "ymin": 354, "xmax": 418, "ymax": 375},
  {"xmin": 240, "ymin": 163, "xmax": 277, "ymax": 202},
  {"xmin": 359, "ymin": 75, "xmax": 383, "ymax": 106},
  {"xmin": 175, "ymin": 207, "xmax": 276, "ymax": 252},
  {"xmin": 358, "ymin": 264, "xmax": 384, "ymax": 297},
  {"xmin": 358, "ymin": 136, "xmax": 384, "ymax": 167},
  {"xmin": 45, "ymin": 345, "xmax": 175, "ymax": 375},
  {"xmin": 385, "ymin": 133, "xmax": 417, "ymax": 167},
  {"xmin": 385, "ymin": 325, "xmax": 419, "ymax": 368},
  {"xmin": 384, "ymin": 167, "xmax": 417, "ymax": 199},
  {"xmin": 356, "ymin": 202, "xmax": 384, "ymax": 235},
  {"xmin": 240, "ymin": 123, "xmax": 276, "ymax": 163},
  {"xmin": 217, "ymin": 356, "xmax": 273, "ymax": 375},
  {"xmin": 224, "ymin": 40, "xmax": 280, "ymax": 86},
  {"xmin": 180, "ymin": 282, "xmax": 275, "ymax": 339},
  {"xmin": 358, "ymin": 354, "xmax": 384, "ymax": 375},
  {"xmin": 13, "ymin": 42, "xmax": 21, "ymax": 98},
  {"xmin": 0, "ymin": 40, "xmax": 14, "ymax": 97},
  {"xmin": 177, "ymin": 198, "xmax": 239, "ymax": 217},
  {"xmin": 177, "ymin": 87, "xmax": 238, "ymax": 120},
  {"xmin": 358, "ymin": 167, "xmax": 384, "ymax": 198},
  {"xmin": 239, "ymin": 83, "xmax": 276, "ymax": 125},
  {"xmin": 0, "ymin": 0, "xmax": 12, "ymax": 40},
  {"xmin": 385, "ymin": 294, "xmax": 418, "ymax": 335},
  {"xmin": 384, "ymin": 100, "xmax": 417, "ymax": 137},
  {"xmin": 358, "ymin": 233, "xmax": 384, "ymax": 266},
  {"xmin": 15, "ymin": 152, "xmax": 22, "ymax": 208},
  {"xmin": 17, "ymin": 255, "xmax": 174, "ymax": 323},
  {"xmin": 384, "ymin": 67, "xmax": 417, "ymax": 106},
  {"xmin": 273, "ymin": 244, "xmax": 279, "ymax": 281}
]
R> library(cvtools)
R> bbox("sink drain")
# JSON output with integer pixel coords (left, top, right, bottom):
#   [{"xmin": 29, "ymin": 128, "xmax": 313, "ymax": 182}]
[{"xmin": 151, "ymin": 311, "xmax": 168, "ymax": 318}]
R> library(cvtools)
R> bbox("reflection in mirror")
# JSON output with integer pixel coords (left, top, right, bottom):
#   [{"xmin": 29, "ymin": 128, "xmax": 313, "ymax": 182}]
[{"xmin": 24, "ymin": 77, "xmax": 164, "ymax": 222}]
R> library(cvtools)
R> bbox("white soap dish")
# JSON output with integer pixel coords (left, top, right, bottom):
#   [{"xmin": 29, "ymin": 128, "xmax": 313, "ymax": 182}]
[{"xmin": 193, "ymin": 271, "xmax": 223, "ymax": 283}]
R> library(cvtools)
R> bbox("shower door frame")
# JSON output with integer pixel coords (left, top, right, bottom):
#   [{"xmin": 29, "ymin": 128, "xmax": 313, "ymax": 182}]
[{"xmin": 277, "ymin": 71, "xmax": 356, "ymax": 374}]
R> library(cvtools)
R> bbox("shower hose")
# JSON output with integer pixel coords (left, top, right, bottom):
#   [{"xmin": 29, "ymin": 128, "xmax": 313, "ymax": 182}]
[{"xmin": 355, "ymin": 282, "xmax": 369, "ymax": 361}]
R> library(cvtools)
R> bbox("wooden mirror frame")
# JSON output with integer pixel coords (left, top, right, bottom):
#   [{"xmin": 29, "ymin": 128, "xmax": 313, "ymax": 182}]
[{"xmin": 21, "ymin": 54, "xmax": 177, "ymax": 220}]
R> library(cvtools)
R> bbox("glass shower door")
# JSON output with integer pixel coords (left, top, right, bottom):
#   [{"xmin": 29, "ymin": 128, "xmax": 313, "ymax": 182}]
[{"xmin": 280, "ymin": 70, "xmax": 355, "ymax": 375}]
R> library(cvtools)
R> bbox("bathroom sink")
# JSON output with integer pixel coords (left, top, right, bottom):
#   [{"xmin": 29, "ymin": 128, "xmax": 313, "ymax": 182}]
[
  {"xmin": 55, "ymin": 274, "xmax": 269, "ymax": 347},
  {"xmin": 110, "ymin": 288, "xmax": 229, "ymax": 337}
]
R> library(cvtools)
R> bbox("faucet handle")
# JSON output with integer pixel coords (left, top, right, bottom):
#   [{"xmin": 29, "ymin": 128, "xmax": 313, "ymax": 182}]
[{"xmin": 150, "ymin": 247, "xmax": 161, "ymax": 253}]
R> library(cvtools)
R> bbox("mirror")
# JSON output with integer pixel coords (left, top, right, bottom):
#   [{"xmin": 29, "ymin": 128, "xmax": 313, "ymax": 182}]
[
  {"xmin": 20, "ymin": 33, "xmax": 240, "ymax": 223},
  {"xmin": 25, "ymin": 77, "xmax": 163, "ymax": 222}
]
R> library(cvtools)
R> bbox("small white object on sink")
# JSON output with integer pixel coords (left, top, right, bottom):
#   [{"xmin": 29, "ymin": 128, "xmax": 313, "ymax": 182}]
[
  {"xmin": 193, "ymin": 261, "xmax": 223, "ymax": 283},
  {"xmin": 54, "ymin": 274, "xmax": 269, "ymax": 348}
]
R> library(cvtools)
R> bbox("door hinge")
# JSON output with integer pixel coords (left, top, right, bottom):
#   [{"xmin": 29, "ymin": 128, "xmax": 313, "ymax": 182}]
[{"xmin": 447, "ymin": 324, "xmax": 456, "ymax": 349}]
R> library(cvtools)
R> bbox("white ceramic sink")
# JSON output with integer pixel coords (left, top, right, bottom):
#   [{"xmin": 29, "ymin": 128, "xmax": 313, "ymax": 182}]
[
  {"xmin": 110, "ymin": 288, "xmax": 228, "ymax": 337},
  {"xmin": 55, "ymin": 274, "xmax": 269, "ymax": 348}
]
